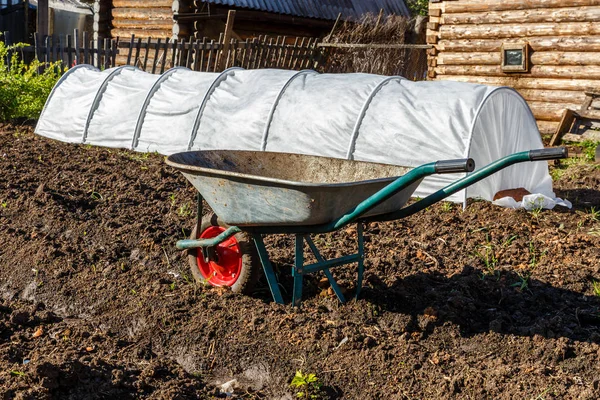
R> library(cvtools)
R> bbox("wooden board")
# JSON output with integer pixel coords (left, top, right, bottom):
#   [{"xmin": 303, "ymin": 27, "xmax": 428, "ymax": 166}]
[{"xmin": 549, "ymin": 108, "xmax": 575, "ymax": 145}]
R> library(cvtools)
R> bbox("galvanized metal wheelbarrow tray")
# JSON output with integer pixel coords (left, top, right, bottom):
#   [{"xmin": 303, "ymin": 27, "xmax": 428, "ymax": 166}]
[{"xmin": 166, "ymin": 148, "xmax": 567, "ymax": 306}]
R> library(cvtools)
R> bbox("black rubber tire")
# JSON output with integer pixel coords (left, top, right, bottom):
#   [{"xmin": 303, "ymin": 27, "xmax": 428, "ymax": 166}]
[{"xmin": 187, "ymin": 213, "xmax": 259, "ymax": 295}]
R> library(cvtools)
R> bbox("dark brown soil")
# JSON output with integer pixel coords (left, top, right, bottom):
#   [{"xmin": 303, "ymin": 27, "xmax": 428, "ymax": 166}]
[{"xmin": 0, "ymin": 124, "xmax": 599, "ymax": 399}]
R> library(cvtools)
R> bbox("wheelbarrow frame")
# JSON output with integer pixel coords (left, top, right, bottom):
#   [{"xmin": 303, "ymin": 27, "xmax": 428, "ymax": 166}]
[{"xmin": 175, "ymin": 148, "xmax": 567, "ymax": 306}]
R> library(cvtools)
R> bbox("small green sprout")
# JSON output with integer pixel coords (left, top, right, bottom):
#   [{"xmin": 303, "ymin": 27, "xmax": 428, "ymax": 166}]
[
  {"xmin": 589, "ymin": 207, "xmax": 599, "ymax": 222},
  {"xmin": 528, "ymin": 241, "xmax": 546, "ymax": 268},
  {"xmin": 475, "ymin": 233, "xmax": 498, "ymax": 279},
  {"xmin": 178, "ymin": 203, "xmax": 193, "ymax": 217},
  {"xmin": 290, "ymin": 370, "xmax": 324, "ymax": 399},
  {"xmin": 512, "ymin": 271, "xmax": 531, "ymax": 291},
  {"xmin": 440, "ymin": 202, "xmax": 452, "ymax": 212}
]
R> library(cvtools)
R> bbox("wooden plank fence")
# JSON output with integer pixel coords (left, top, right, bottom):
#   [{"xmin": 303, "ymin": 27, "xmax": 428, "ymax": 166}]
[
  {"xmin": 1, "ymin": 29, "xmax": 430, "ymax": 78},
  {"xmin": 114, "ymin": 34, "xmax": 322, "ymax": 73}
]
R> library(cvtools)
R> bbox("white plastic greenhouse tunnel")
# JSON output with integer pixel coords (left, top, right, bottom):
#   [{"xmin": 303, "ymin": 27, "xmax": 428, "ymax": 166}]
[{"xmin": 35, "ymin": 64, "xmax": 560, "ymax": 206}]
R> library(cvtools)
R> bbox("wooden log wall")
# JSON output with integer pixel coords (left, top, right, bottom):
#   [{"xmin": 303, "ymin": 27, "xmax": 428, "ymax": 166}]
[
  {"xmin": 427, "ymin": 0, "xmax": 600, "ymax": 135},
  {"xmin": 111, "ymin": 0, "xmax": 180, "ymax": 39},
  {"xmin": 93, "ymin": 0, "xmax": 111, "ymax": 41}
]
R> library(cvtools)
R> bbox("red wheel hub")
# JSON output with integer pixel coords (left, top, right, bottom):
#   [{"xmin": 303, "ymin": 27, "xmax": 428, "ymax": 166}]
[{"xmin": 195, "ymin": 226, "xmax": 242, "ymax": 287}]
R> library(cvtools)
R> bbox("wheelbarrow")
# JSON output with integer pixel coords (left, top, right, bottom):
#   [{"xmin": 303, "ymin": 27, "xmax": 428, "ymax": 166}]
[{"xmin": 165, "ymin": 148, "xmax": 567, "ymax": 306}]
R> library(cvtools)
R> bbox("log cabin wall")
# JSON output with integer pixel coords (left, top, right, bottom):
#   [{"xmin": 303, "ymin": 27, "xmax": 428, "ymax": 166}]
[
  {"xmin": 427, "ymin": 0, "xmax": 600, "ymax": 135},
  {"xmin": 94, "ymin": 0, "xmax": 112, "ymax": 41},
  {"xmin": 110, "ymin": 0, "xmax": 185, "ymax": 40}
]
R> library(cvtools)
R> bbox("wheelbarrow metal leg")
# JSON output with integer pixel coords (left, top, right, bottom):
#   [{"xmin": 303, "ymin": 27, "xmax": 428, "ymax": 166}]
[
  {"xmin": 252, "ymin": 234, "xmax": 284, "ymax": 305},
  {"xmin": 356, "ymin": 222, "xmax": 364, "ymax": 300},
  {"xmin": 196, "ymin": 192, "xmax": 203, "ymax": 235},
  {"xmin": 304, "ymin": 235, "xmax": 346, "ymax": 303},
  {"xmin": 292, "ymin": 235, "xmax": 304, "ymax": 306}
]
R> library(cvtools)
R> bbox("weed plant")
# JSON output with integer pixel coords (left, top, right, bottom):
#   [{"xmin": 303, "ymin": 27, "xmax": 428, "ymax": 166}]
[
  {"xmin": 290, "ymin": 370, "xmax": 325, "ymax": 399},
  {"xmin": 475, "ymin": 233, "xmax": 499, "ymax": 279},
  {"xmin": 550, "ymin": 140, "xmax": 600, "ymax": 181},
  {"xmin": 406, "ymin": 0, "xmax": 428, "ymax": 15},
  {"xmin": 0, "ymin": 36, "xmax": 62, "ymax": 121}
]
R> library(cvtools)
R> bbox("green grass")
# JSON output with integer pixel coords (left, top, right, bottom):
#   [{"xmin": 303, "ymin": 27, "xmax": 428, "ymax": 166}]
[
  {"xmin": 475, "ymin": 233, "xmax": 499, "ymax": 279},
  {"xmin": 512, "ymin": 271, "xmax": 531, "ymax": 291},
  {"xmin": 589, "ymin": 207, "xmax": 600, "ymax": 222},
  {"xmin": 178, "ymin": 203, "xmax": 193, "ymax": 217},
  {"xmin": 528, "ymin": 241, "xmax": 546, "ymax": 268},
  {"xmin": 550, "ymin": 140, "xmax": 600, "ymax": 181},
  {"xmin": 575, "ymin": 140, "xmax": 600, "ymax": 162}
]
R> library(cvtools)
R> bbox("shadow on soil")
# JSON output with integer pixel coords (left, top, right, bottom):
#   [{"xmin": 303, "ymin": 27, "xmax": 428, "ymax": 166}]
[
  {"xmin": 556, "ymin": 188, "xmax": 600, "ymax": 211},
  {"xmin": 360, "ymin": 266, "xmax": 600, "ymax": 344}
]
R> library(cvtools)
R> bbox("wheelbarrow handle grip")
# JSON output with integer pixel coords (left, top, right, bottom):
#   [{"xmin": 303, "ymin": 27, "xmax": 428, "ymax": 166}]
[
  {"xmin": 434, "ymin": 158, "xmax": 475, "ymax": 174},
  {"xmin": 528, "ymin": 147, "xmax": 568, "ymax": 161}
]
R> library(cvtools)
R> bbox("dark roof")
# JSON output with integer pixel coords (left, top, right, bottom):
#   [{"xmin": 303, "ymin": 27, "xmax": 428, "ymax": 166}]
[{"xmin": 203, "ymin": 0, "xmax": 410, "ymax": 20}]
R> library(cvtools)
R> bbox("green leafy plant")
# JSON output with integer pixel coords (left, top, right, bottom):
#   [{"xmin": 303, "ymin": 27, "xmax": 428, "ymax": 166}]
[
  {"xmin": 549, "ymin": 140, "xmax": 600, "ymax": 181},
  {"xmin": 593, "ymin": 281, "xmax": 600, "ymax": 297},
  {"xmin": 440, "ymin": 201, "xmax": 452, "ymax": 213},
  {"xmin": 576, "ymin": 140, "xmax": 600, "ymax": 162},
  {"xmin": 290, "ymin": 370, "xmax": 324, "ymax": 399},
  {"xmin": 0, "ymin": 37, "xmax": 62, "ymax": 121},
  {"xmin": 406, "ymin": 0, "xmax": 429, "ymax": 16}
]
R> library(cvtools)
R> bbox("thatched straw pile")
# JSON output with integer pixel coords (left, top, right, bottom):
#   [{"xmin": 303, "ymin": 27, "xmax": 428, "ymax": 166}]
[{"xmin": 319, "ymin": 14, "xmax": 428, "ymax": 80}]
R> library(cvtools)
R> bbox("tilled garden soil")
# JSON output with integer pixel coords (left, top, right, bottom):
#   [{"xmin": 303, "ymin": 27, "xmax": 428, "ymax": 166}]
[{"xmin": 0, "ymin": 124, "xmax": 599, "ymax": 399}]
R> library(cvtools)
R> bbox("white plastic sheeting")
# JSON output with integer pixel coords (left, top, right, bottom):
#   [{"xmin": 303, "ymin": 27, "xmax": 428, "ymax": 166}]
[{"xmin": 35, "ymin": 64, "xmax": 554, "ymax": 204}]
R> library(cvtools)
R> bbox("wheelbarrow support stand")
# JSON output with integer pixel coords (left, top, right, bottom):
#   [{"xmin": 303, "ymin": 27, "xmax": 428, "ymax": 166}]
[{"xmin": 252, "ymin": 226, "xmax": 364, "ymax": 306}]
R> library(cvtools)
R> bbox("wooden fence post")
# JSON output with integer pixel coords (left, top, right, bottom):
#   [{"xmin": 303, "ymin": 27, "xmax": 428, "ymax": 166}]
[
  {"xmin": 37, "ymin": 0, "xmax": 49, "ymax": 38},
  {"xmin": 3, "ymin": 31, "xmax": 11, "ymax": 71},
  {"xmin": 218, "ymin": 10, "xmax": 236, "ymax": 70}
]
